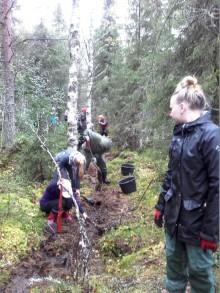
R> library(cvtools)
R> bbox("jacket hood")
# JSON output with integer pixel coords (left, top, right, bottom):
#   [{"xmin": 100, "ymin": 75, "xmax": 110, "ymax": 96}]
[{"xmin": 173, "ymin": 111, "xmax": 212, "ymax": 135}]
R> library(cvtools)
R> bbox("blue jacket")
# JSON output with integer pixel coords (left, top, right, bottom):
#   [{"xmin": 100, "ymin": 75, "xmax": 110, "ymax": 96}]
[
  {"xmin": 156, "ymin": 112, "xmax": 219, "ymax": 245},
  {"xmin": 54, "ymin": 149, "xmax": 80, "ymax": 190}
]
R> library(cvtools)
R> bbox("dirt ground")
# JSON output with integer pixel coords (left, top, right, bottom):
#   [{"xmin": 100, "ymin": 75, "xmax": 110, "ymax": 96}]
[{"xmin": 2, "ymin": 172, "xmax": 131, "ymax": 293}]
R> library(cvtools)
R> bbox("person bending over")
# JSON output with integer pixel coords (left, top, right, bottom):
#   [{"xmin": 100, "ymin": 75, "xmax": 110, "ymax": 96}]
[{"xmin": 40, "ymin": 150, "xmax": 87, "ymax": 225}]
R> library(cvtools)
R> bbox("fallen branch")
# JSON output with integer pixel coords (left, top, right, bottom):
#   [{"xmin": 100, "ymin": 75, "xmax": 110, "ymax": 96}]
[{"xmin": 28, "ymin": 122, "xmax": 91, "ymax": 283}]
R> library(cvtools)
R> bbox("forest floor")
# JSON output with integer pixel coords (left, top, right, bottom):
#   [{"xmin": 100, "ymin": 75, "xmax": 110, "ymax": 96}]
[
  {"xmin": 0, "ymin": 149, "xmax": 218, "ymax": 292},
  {"xmin": 2, "ymin": 181, "xmax": 134, "ymax": 292}
]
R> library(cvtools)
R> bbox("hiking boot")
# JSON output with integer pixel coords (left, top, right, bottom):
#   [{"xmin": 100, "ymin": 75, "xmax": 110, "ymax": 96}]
[{"xmin": 62, "ymin": 211, "xmax": 73, "ymax": 222}]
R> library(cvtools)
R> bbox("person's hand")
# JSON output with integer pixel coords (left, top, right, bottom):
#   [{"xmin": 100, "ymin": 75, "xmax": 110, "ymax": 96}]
[
  {"xmin": 200, "ymin": 239, "xmax": 218, "ymax": 252},
  {"xmin": 75, "ymin": 189, "xmax": 80, "ymax": 197},
  {"xmin": 85, "ymin": 135, "xmax": 90, "ymax": 147},
  {"xmin": 57, "ymin": 178, "xmax": 63, "ymax": 187},
  {"xmin": 82, "ymin": 212, "xmax": 88, "ymax": 220},
  {"xmin": 91, "ymin": 157, "xmax": 97, "ymax": 164},
  {"xmin": 154, "ymin": 209, "xmax": 163, "ymax": 228}
]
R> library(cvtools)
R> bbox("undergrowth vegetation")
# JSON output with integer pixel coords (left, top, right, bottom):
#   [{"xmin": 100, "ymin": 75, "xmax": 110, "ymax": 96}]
[
  {"xmin": 92, "ymin": 149, "xmax": 167, "ymax": 291},
  {"xmin": 0, "ymin": 147, "xmax": 168, "ymax": 291},
  {"xmin": 2, "ymin": 147, "xmax": 218, "ymax": 292}
]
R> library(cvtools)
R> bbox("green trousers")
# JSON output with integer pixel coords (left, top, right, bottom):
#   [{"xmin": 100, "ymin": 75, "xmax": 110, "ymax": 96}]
[
  {"xmin": 81, "ymin": 149, "xmax": 107, "ymax": 173},
  {"xmin": 165, "ymin": 232, "xmax": 215, "ymax": 293}
]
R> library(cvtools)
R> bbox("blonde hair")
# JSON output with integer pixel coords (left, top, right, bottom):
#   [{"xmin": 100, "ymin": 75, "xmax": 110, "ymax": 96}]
[
  {"xmin": 173, "ymin": 76, "xmax": 208, "ymax": 110},
  {"xmin": 98, "ymin": 115, "xmax": 105, "ymax": 120},
  {"xmin": 69, "ymin": 151, "xmax": 86, "ymax": 180}
]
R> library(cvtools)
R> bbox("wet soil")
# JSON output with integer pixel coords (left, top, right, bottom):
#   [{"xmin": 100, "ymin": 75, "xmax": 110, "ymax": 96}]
[{"xmin": 2, "ymin": 176, "xmax": 131, "ymax": 292}]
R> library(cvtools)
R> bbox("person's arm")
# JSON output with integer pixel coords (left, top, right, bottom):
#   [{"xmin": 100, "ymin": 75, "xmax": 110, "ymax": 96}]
[
  {"xmin": 200, "ymin": 127, "xmax": 219, "ymax": 244},
  {"xmin": 99, "ymin": 120, "xmax": 106, "ymax": 126},
  {"xmin": 155, "ymin": 161, "xmax": 172, "ymax": 213},
  {"xmin": 154, "ymin": 161, "xmax": 172, "ymax": 228},
  {"xmin": 73, "ymin": 191, "xmax": 85, "ymax": 214},
  {"xmin": 69, "ymin": 165, "xmax": 80, "ymax": 190}
]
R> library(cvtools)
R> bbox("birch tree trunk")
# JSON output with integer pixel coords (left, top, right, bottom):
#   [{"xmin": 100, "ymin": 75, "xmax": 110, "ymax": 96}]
[
  {"xmin": 67, "ymin": 0, "xmax": 81, "ymax": 150},
  {"xmin": 1, "ymin": 0, "xmax": 16, "ymax": 149},
  {"xmin": 85, "ymin": 34, "xmax": 94, "ymax": 130}
]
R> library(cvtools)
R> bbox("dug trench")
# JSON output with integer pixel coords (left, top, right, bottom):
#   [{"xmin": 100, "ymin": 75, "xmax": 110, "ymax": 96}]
[{"xmin": 1, "ymin": 174, "xmax": 132, "ymax": 292}]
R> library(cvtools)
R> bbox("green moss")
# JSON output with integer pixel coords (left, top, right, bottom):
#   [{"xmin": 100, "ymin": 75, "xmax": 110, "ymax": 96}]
[
  {"xmin": 0, "ymin": 180, "xmax": 45, "ymax": 269},
  {"xmin": 29, "ymin": 281, "xmax": 82, "ymax": 293},
  {"xmin": 89, "ymin": 276, "xmax": 111, "ymax": 293},
  {"xmin": 97, "ymin": 148, "xmax": 167, "ymax": 289},
  {"xmin": 0, "ymin": 270, "xmax": 11, "ymax": 287}
]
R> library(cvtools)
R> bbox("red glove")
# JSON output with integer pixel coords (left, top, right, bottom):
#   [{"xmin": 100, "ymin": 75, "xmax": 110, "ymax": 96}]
[
  {"xmin": 200, "ymin": 239, "xmax": 218, "ymax": 252},
  {"xmin": 154, "ymin": 209, "xmax": 163, "ymax": 228}
]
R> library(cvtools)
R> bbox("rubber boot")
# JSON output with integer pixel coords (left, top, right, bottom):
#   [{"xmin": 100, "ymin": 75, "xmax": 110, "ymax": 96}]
[
  {"xmin": 62, "ymin": 210, "xmax": 73, "ymax": 222},
  {"xmin": 47, "ymin": 211, "xmax": 56, "ymax": 224}
]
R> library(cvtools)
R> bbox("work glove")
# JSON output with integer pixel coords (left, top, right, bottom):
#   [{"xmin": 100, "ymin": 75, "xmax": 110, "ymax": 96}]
[
  {"xmin": 200, "ymin": 239, "xmax": 218, "ymax": 252},
  {"xmin": 154, "ymin": 209, "xmax": 163, "ymax": 228}
]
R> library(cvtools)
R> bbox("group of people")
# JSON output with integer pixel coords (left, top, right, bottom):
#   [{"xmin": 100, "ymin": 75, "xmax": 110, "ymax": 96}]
[
  {"xmin": 39, "ymin": 108, "xmax": 111, "ymax": 231},
  {"xmin": 39, "ymin": 75, "xmax": 219, "ymax": 292}
]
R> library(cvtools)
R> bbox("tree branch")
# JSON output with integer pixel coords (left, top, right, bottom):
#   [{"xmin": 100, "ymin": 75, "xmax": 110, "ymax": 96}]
[
  {"xmin": 4, "ymin": 0, "xmax": 16, "ymax": 20},
  {"xmin": 14, "ymin": 38, "xmax": 68, "ymax": 47}
]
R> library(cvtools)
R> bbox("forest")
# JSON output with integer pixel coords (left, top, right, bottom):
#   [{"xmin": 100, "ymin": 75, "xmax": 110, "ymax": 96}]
[{"xmin": 0, "ymin": 0, "xmax": 219, "ymax": 292}]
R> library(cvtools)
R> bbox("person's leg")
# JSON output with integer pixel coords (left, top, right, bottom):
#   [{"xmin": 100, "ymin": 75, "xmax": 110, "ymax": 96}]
[
  {"xmin": 165, "ymin": 232, "xmax": 188, "ymax": 293},
  {"xmin": 96, "ymin": 155, "xmax": 110, "ymax": 184},
  {"xmin": 81, "ymin": 149, "xmax": 92, "ymax": 170},
  {"xmin": 43, "ymin": 200, "xmax": 59, "ymax": 223},
  {"xmin": 63, "ymin": 198, "xmax": 73, "ymax": 211},
  {"xmin": 40, "ymin": 199, "xmax": 59, "ymax": 214},
  {"xmin": 62, "ymin": 198, "xmax": 74, "ymax": 221},
  {"xmin": 186, "ymin": 244, "xmax": 215, "ymax": 293}
]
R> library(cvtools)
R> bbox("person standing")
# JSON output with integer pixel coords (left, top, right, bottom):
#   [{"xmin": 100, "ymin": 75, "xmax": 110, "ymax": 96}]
[
  {"xmin": 77, "ymin": 107, "xmax": 88, "ymax": 150},
  {"xmin": 98, "ymin": 115, "xmax": 109, "ymax": 136},
  {"xmin": 154, "ymin": 76, "xmax": 219, "ymax": 293}
]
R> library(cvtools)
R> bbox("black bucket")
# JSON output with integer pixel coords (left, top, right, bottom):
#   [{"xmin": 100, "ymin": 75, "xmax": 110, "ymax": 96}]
[
  {"xmin": 121, "ymin": 163, "xmax": 135, "ymax": 176},
  {"xmin": 119, "ymin": 176, "xmax": 136, "ymax": 194}
]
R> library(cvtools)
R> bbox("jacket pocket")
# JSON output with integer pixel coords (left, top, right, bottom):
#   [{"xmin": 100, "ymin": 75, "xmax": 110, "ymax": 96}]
[
  {"xmin": 183, "ymin": 199, "xmax": 203, "ymax": 211},
  {"xmin": 164, "ymin": 188, "xmax": 173, "ymax": 202}
]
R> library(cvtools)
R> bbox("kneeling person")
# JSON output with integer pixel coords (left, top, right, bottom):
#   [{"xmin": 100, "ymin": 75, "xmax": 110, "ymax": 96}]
[{"xmin": 39, "ymin": 178, "xmax": 86, "ymax": 224}]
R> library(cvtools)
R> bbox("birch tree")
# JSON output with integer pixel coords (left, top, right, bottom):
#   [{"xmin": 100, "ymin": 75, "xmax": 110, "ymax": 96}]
[
  {"xmin": 85, "ymin": 27, "xmax": 94, "ymax": 130},
  {"xmin": 1, "ymin": 0, "xmax": 16, "ymax": 149},
  {"xmin": 67, "ymin": 0, "xmax": 81, "ymax": 150}
]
